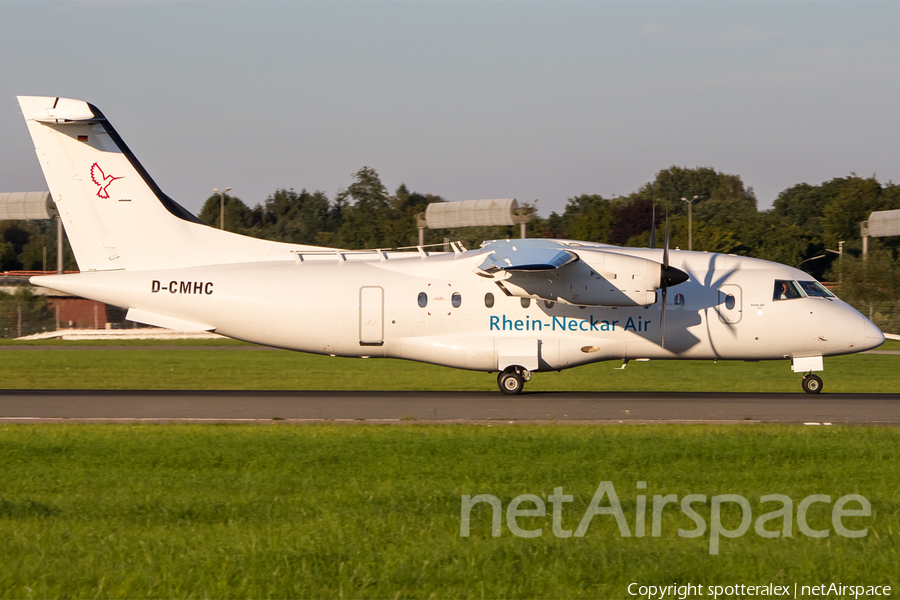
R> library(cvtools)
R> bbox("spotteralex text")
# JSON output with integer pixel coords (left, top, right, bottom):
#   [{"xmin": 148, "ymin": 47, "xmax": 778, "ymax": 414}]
[{"xmin": 627, "ymin": 583, "xmax": 891, "ymax": 600}]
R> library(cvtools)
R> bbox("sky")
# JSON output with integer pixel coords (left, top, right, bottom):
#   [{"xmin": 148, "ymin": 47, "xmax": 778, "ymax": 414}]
[{"xmin": 1, "ymin": 1, "xmax": 899, "ymax": 217}]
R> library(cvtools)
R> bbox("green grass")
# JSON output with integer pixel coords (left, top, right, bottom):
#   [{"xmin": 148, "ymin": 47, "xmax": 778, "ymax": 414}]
[
  {"xmin": 0, "ymin": 424, "xmax": 896, "ymax": 598},
  {"xmin": 0, "ymin": 340, "xmax": 897, "ymax": 392}
]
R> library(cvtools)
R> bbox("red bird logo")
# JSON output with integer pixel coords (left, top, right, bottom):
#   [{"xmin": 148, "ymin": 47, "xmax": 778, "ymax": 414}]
[{"xmin": 90, "ymin": 163, "xmax": 123, "ymax": 199}]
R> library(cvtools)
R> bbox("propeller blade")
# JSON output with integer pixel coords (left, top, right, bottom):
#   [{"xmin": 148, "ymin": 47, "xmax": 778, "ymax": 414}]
[
  {"xmin": 656, "ymin": 209, "xmax": 691, "ymax": 349},
  {"xmin": 661, "ymin": 283, "xmax": 667, "ymax": 349},
  {"xmin": 658, "ymin": 208, "xmax": 689, "ymax": 287},
  {"xmin": 660, "ymin": 209, "xmax": 669, "ymax": 348},
  {"xmin": 663, "ymin": 208, "xmax": 670, "ymax": 269}
]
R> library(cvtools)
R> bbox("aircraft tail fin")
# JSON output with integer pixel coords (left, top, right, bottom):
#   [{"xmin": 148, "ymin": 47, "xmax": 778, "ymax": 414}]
[{"xmin": 18, "ymin": 96, "xmax": 311, "ymax": 271}]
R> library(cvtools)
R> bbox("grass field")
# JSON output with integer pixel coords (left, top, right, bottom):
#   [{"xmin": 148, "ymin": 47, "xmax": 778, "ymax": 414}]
[
  {"xmin": 0, "ymin": 339, "xmax": 897, "ymax": 392},
  {"xmin": 0, "ymin": 424, "xmax": 897, "ymax": 599},
  {"xmin": 0, "ymin": 342, "xmax": 897, "ymax": 598}
]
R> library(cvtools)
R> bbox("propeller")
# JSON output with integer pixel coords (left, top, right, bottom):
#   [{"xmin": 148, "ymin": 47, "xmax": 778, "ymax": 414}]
[{"xmin": 659, "ymin": 210, "xmax": 689, "ymax": 348}]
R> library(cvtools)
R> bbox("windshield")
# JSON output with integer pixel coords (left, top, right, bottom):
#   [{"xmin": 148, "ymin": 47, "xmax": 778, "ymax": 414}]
[
  {"xmin": 798, "ymin": 280, "xmax": 835, "ymax": 298},
  {"xmin": 773, "ymin": 280, "xmax": 804, "ymax": 300}
]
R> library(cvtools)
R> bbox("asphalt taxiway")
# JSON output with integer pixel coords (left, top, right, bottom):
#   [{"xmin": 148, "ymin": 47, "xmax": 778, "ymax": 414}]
[{"xmin": 0, "ymin": 390, "xmax": 898, "ymax": 425}]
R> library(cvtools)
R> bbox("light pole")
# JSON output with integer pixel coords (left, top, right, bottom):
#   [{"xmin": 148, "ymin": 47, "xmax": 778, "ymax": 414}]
[
  {"xmin": 214, "ymin": 187, "xmax": 231, "ymax": 230},
  {"xmin": 681, "ymin": 196, "xmax": 699, "ymax": 251},
  {"xmin": 796, "ymin": 255, "xmax": 825, "ymax": 269},
  {"xmin": 797, "ymin": 244, "xmax": 843, "ymax": 277},
  {"xmin": 825, "ymin": 241, "xmax": 845, "ymax": 284}
]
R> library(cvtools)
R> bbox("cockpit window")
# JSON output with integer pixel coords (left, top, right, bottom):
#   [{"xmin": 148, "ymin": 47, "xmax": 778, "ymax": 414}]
[
  {"xmin": 773, "ymin": 280, "xmax": 804, "ymax": 301},
  {"xmin": 798, "ymin": 280, "xmax": 835, "ymax": 298}
]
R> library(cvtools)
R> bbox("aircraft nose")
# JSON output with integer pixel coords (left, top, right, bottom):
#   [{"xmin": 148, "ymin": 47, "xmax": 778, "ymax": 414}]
[{"xmin": 863, "ymin": 316, "xmax": 886, "ymax": 351}]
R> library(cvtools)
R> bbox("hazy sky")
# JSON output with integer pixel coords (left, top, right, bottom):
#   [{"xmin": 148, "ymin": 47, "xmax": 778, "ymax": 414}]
[{"xmin": 1, "ymin": 1, "xmax": 899, "ymax": 217}]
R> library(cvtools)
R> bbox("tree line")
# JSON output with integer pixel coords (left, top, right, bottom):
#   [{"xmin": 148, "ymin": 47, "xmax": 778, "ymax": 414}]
[{"xmin": 187, "ymin": 165, "xmax": 899, "ymax": 273}]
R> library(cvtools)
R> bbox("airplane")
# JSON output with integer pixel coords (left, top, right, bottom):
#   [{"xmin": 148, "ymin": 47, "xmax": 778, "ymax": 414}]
[{"xmin": 15, "ymin": 96, "xmax": 886, "ymax": 395}]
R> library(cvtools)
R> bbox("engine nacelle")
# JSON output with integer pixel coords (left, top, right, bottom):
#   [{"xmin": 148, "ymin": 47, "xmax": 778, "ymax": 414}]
[{"xmin": 498, "ymin": 251, "xmax": 663, "ymax": 307}]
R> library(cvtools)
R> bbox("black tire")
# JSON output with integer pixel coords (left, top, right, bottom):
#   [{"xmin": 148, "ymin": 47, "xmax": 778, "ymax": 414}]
[
  {"xmin": 802, "ymin": 374, "xmax": 823, "ymax": 394},
  {"xmin": 498, "ymin": 370, "xmax": 524, "ymax": 395}
]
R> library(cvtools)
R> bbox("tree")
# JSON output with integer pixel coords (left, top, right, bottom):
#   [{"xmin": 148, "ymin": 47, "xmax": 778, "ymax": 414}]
[
  {"xmin": 256, "ymin": 188, "xmax": 331, "ymax": 245},
  {"xmin": 772, "ymin": 183, "xmax": 828, "ymax": 234},
  {"xmin": 609, "ymin": 197, "xmax": 655, "ymax": 246},
  {"xmin": 334, "ymin": 167, "xmax": 393, "ymax": 249},
  {"xmin": 751, "ymin": 213, "xmax": 808, "ymax": 268},
  {"xmin": 0, "ymin": 239, "xmax": 15, "ymax": 271},
  {"xmin": 554, "ymin": 195, "xmax": 616, "ymax": 242},
  {"xmin": 0, "ymin": 222, "xmax": 31, "ymax": 271},
  {"xmin": 198, "ymin": 193, "xmax": 254, "ymax": 234},
  {"xmin": 386, "ymin": 184, "xmax": 446, "ymax": 248},
  {"xmin": 820, "ymin": 175, "xmax": 900, "ymax": 247},
  {"xmin": 638, "ymin": 166, "xmax": 756, "ymax": 216}
]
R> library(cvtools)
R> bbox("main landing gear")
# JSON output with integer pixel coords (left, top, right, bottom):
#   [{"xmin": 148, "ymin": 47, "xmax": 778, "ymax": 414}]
[
  {"xmin": 498, "ymin": 366, "xmax": 531, "ymax": 395},
  {"xmin": 801, "ymin": 373, "xmax": 823, "ymax": 394}
]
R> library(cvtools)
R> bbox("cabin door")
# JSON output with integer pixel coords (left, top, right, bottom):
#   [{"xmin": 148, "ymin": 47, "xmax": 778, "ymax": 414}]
[
  {"xmin": 717, "ymin": 284, "xmax": 742, "ymax": 324},
  {"xmin": 359, "ymin": 286, "xmax": 384, "ymax": 345}
]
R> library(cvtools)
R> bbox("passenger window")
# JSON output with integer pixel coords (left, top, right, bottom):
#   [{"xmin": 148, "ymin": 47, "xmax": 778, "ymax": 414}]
[
  {"xmin": 484, "ymin": 293, "xmax": 494, "ymax": 308},
  {"xmin": 725, "ymin": 294, "xmax": 735, "ymax": 310},
  {"xmin": 451, "ymin": 292, "xmax": 461, "ymax": 308},
  {"xmin": 773, "ymin": 280, "xmax": 803, "ymax": 301},
  {"xmin": 521, "ymin": 298, "xmax": 531, "ymax": 308},
  {"xmin": 674, "ymin": 294, "xmax": 684, "ymax": 309},
  {"xmin": 417, "ymin": 292, "xmax": 428, "ymax": 308}
]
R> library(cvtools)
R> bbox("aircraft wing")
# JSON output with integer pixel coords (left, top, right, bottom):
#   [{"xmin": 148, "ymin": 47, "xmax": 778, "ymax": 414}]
[
  {"xmin": 478, "ymin": 239, "xmax": 579, "ymax": 273},
  {"xmin": 475, "ymin": 238, "xmax": 683, "ymax": 308}
]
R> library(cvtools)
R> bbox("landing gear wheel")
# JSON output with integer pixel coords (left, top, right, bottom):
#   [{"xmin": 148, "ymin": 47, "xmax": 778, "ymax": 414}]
[
  {"xmin": 802, "ymin": 374, "xmax": 823, "ymax": 394},
  {"xmin": 498, "ymin": 369, "xmax": 525, "ymax": 395}
]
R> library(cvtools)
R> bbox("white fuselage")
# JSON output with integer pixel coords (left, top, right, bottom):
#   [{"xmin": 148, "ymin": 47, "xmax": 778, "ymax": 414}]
[{"xmin": 33, "ymin": 245, "xmax": 883, "ymax": 372}]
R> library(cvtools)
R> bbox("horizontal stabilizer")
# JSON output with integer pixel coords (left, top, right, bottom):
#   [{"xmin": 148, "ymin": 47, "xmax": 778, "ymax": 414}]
[
  {"xmin": 125, "ymin": 308, "xmax": 215, "ymax": 332},
  {"xmin": 479, "ymin": 239, "xmax": 579, "ymax": 272}
]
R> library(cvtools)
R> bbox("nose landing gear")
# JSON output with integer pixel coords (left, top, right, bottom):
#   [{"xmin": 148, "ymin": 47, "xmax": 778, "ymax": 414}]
[
  {"xmin": 792, "ymin": 356, "xmax": 825, "ymax": 394},
  {"xmin": 498, "ymin": 366, "xmax": 532, "ymax": 395},
  {"xmin": 801, "ymin": 373, "xmax": 823, "ymax": 394}
]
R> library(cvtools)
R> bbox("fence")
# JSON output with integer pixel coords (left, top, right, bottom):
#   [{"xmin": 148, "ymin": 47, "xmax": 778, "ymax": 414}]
[
  {"xmin": 0, "ymin": 291, "xmax": 55, "ymax": 338},
  {"xmin": 846, "ymin": 301, "xmax": 900, "ymax": 336},
  {"xmin": 0, "ymin": 289, "xmax": 134, "ymax": 339}
]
